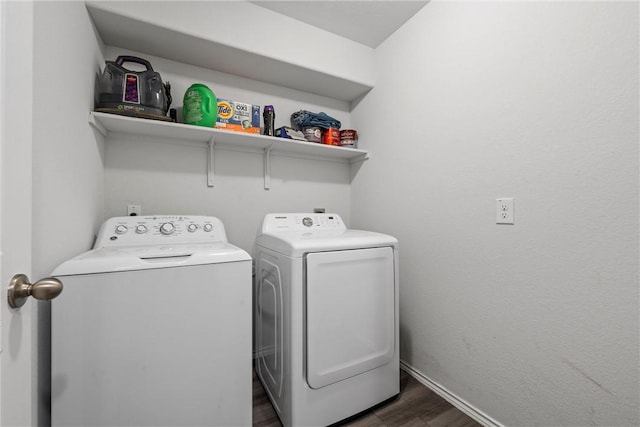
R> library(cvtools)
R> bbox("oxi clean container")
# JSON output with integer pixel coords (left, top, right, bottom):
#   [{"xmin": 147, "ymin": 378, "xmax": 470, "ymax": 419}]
[{"xmin": 183, "ymin": 84, "xmax": 217, "ymax": 127}]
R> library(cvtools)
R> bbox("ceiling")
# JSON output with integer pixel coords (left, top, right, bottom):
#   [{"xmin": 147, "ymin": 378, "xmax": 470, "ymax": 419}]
[{"xmin": 250, "ymin": 1, "xmax": 429, "ymax": 48}]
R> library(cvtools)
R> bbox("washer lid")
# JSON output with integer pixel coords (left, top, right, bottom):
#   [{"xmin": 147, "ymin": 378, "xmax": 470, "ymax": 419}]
[
  {"xmin": 256, "ymin": 229, "xmax": 397, "ymax": 257},
  {"xmin": 52, "ymin": 242, "xmax": 251, "ymax": 276}
]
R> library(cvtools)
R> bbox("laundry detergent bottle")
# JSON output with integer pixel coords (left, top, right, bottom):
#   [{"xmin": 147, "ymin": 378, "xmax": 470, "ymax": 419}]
[{"xmin": 183, "ymin": 84, "xmax": 217, "ymax": 127}]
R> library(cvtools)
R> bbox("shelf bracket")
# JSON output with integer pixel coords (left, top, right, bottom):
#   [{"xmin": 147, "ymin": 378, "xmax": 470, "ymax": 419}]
[
  {"xmin": 88, "ymin": 112, "xmax": 107, "ymax": 137},
  {"xmin": 207, "ymin": 136, "xmax": 215, "ymax": 188},
  {"xmin": 264, "ymin": 145, "xmax": 274, "ymax": 190}
]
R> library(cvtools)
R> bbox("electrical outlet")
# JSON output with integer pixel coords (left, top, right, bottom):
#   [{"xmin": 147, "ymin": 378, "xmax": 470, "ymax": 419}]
[
  {"xmin": 127, "ymin": 204, "xmax": 142, "ymax": 216},
  {"xmin": 496, "ymin": 198, "xmax": 514, "ymax": 224}
]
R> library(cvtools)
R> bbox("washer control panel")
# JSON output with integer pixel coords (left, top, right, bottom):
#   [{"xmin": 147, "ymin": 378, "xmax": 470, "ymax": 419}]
[
  {"xmin": 94, "ymin": 215, "xmax": 228, "ymax": 248},
  {"xmin": 261, "ymin": 213, "xmax": 346, "ymax": 233}
]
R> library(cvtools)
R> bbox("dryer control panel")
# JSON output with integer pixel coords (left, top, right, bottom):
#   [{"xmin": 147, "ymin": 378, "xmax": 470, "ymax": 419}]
[
  {"xmin": 94, "ymin": 215, "xmax": 228, "ymax": 248},
  {"xmin": 261, "ymin": 213, "xmax": 347, "ymax": 233}
]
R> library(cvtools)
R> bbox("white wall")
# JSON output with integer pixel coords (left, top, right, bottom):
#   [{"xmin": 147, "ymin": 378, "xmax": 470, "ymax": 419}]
[
  {"xmin": 102, "ymin": 48, "xmax": 354, "ymax": 254},
  {"xmin": 351, "ymin": 2, "xmax": 639, "ymax": 426},
  {"xmin": 32, "ymin": 1, "xmax": 105, "ymax": 278},
  {"xmin": 32, "ymin": 2, "xmax": 105, "ymax": 425}
]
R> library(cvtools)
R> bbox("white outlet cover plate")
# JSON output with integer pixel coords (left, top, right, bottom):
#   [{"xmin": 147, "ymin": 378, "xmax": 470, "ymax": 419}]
[
  {"xmin": 496, "ymin": 198, "xmax": 514, "ymax": 224},
  {"xmin": 127, "ymin": 204, "xmax": 142, "ymax": 216}
]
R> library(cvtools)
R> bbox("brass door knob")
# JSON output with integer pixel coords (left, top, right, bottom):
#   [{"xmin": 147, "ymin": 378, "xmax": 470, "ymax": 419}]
[{"xmin": 8, "ymin": 274, "xmax": 63, "ymax": 308}]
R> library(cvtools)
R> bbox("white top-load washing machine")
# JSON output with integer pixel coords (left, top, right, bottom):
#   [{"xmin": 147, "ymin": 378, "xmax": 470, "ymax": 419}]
[
  {"xmin": 51, "ymin": 215, "xmax": 252, "ymax": 427},
  {"xmin": 254, "ymin": 213, "xmax": 399, "ymax": 427}
]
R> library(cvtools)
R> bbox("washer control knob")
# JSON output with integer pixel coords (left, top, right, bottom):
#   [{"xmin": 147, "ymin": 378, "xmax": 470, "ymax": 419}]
[
  {"xmin": 159, "ymin": 222, "xmax": 175, "ymax": 235},
  {"xmin": 115, "ymin": 225, "xmax": 128, "ymax": 234},
  {"xmin": 135, "ymin": 225, "xmax": 148, "ymax": 234},
  {"xmin": 203, "ymin": 223, "xmax": 213, "ymax": 232},
  {"xmin": 187, "ymin": 224, "xmax": 198, "ymax": 233},
  {"xmin": 302, "ymin": 217, "xmax": 313, "ymax": 227}
]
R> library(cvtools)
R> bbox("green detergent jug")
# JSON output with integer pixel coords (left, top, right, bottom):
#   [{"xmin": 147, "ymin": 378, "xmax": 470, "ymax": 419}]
[{"xmin": 183, "ymin": 84, "xmax": 217, "ymax": 127}]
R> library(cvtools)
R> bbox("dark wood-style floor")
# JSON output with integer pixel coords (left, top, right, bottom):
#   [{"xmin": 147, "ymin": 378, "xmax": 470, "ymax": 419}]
[{"xmin": 253, "ymin": 369, "xmax": 482, "ymax": 427}]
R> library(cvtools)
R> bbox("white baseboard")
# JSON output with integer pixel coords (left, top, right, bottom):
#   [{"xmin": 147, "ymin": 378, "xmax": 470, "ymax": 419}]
[{"xmin": 400, "ymin": 361, "xmax": 503, "ymax": 427}]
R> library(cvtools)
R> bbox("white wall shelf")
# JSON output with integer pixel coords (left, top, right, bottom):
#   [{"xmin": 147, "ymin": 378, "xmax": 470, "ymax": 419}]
[
  {"xmin": 85, "ymin": 2, "xmax": 374, "ymax": 102},
  {"xmin": 89, "ymin": 112, "xmax": 369, "ymax": 189}
]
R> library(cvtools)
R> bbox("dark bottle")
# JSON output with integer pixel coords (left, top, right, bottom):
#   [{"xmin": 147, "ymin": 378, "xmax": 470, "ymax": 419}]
[{"xmin": 263, "ymin": 105, "xmax": 275, "ymax": 136}]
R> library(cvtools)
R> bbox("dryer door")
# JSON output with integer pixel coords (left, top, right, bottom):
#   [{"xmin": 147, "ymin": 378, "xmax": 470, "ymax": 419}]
[{"xmin": 305, "ymin": 247, "xmax": 395, "ymax": 389}]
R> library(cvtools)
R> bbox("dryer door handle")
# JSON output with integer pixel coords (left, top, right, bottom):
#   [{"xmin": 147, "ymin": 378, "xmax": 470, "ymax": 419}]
[{"xmin": 7, "ymin": 274, "xmax": 63, "ymax": 308}]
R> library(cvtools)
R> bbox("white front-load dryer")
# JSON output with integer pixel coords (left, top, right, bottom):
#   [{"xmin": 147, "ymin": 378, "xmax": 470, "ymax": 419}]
[
  {"xmin": 254, "ymin": 213, "xmax": 399, "ymax": 427},
  {"xmin": 51, "ymin": 215, "xmax": 252, "ymax": 427}
]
